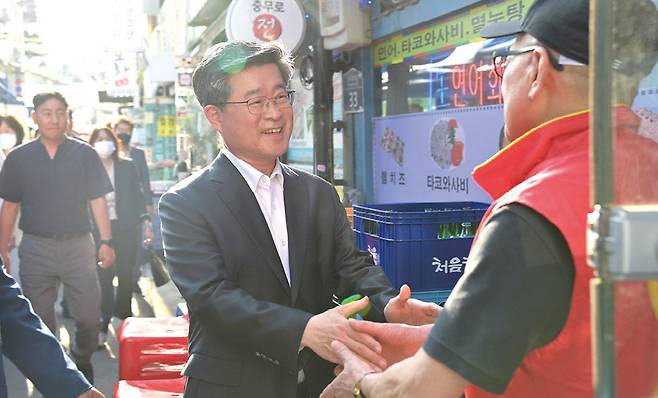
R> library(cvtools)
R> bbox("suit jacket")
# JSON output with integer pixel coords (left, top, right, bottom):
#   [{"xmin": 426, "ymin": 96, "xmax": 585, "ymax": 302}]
[
  {"xmin": 112, "ymin": 158, "xmax": 148, "ymax": 230},
  {"xmin": 159, "ymin": 154, "xmax": 396, "ymax": 398},
  {"xmin": 0, "ymin": 269, "xmax": 90, "ymax": 398},
  {"xmin": 128, "ymin": 146, "xmax": 152, "ymax": 207}
]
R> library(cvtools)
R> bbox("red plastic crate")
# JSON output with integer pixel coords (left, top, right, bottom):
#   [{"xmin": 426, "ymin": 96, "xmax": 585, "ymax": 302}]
[
  {"xmin": 113, "ymin": 377, "xmax": 186, "ymax": 397},
  {"xmin": 118, "ymin": 317, "xmax": 189, "ymax": 380}
]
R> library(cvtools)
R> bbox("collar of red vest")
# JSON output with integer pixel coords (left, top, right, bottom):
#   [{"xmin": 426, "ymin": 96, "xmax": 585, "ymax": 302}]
[{"xmin": 472, "ymin": 106, "xmax": 639, "ymax": 200}]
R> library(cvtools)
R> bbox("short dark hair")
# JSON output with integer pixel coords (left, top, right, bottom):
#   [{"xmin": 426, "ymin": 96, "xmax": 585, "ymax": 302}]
[
  {"xmin": 89, "ymin": 127, "xmax": 120, "ymax": 161},
  {"xmin": 114, "ymin": 118, "xmax": 134, "ymax": 131},
  {"xmin": 32, "ymin": 92, "xmax": 68, "ymax": 110},
  {"xmin": 0, "ymin": 115, "xmax": 25, "ymax": 146},
  {"xmin": 192, "ymin": 40, "xmax": 294, "ymax": 108}
]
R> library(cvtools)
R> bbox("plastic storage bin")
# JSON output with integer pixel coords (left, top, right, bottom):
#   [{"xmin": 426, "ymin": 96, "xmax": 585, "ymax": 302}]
[
  {"xmin": 113, "ymin": 377, "xmax": 186, "ymax": 397},
  {"xmin": 118, "ymin": 317, "xmax": 189, "ymax": 380},
  {"xmin": 353, "ymin": 202, "xmax": 488, "ymax": 293}
]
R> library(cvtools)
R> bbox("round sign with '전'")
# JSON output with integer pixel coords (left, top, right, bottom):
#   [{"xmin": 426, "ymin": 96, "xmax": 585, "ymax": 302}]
[{"xmin": 225, "ymin": 0, "xmax": 307, "ymax": 53}]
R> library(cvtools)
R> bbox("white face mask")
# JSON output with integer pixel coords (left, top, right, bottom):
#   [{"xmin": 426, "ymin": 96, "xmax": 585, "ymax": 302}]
[
  {"xmin": 0, "ymin": 133, "xmax": 17, "ymax": 150},
  {"xmin": 94, "ymin": 141, "xmax": 116, "ymax": 159}
]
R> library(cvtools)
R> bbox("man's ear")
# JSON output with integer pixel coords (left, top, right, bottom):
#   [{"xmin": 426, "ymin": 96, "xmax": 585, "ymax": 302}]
[
  {"xmin": 528, "ymin": 48, "xmax": 554, "ymax": 100},
  {"xmin": 31, "ymin": 110, "xmax": 37, "ymax": 124},
  {"xmin": 203, "ymin": 105, "xmax": 224, "ymax": 132}
]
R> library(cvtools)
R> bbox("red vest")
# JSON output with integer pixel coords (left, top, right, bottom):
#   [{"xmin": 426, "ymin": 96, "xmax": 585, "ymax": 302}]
[{"xmin": 465, "ymin": 109, "xmax": 658, "ymax": 398}]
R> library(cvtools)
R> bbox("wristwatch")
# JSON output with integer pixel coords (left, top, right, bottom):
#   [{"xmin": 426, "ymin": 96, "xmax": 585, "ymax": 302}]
[{"xmin": 98, "ymin": 239, "xmax": 113, "ymax": 248}]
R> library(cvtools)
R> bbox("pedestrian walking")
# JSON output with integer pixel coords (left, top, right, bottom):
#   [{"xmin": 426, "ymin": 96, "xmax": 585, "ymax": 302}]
[
  {"xmin": 113, "ymin": 118, "xmax": 153, "ymax": 294},
  {"xmin": 88, "ymin": 127, "xmax": 153, "ymax": 348},
  {"xmin": 0, "ymin": 115, "xmax": 25, "ymax": 282},
  {"xmin": 0, "ymin": 92, "xmax": 116, "ymax": 383}
]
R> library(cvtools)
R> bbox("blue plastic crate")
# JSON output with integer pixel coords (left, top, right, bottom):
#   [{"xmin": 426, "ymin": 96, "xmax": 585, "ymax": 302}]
[
  {"xmin": 411, "ymin": 289, "xmax": 452, "ymax": 306},
  {"xmin": 353, "ymin": 202, "xmax": 488, "ymax": 292}
]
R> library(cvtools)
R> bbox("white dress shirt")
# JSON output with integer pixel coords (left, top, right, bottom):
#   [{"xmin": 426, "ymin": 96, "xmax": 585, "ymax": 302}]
[{"xmin": 221, "ymin": 147, "xmax": 291, "ymax": 285}]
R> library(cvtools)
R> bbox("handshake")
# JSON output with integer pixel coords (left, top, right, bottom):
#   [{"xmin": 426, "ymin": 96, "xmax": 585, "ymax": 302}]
[{"xmin": 301, "ymin": 285, "xmax": 440, "ymax": 398}]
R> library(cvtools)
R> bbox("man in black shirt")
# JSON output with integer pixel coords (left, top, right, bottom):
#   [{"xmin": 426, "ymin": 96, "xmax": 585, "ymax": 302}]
[
  {"xmin": 0, "ymin": 92, "xmax": 116, "ymax": 384},
  {"xmin": 322, "ymin": 205, "xmax": 574, "ymax": 397},
  {"xmin": 320, "ymin": 0, "xmax": 658, "ymax": 397}
]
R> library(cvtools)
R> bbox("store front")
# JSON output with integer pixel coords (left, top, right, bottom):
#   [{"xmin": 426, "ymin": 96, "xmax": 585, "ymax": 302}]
[{"xmin": 348, "ymin": 0, "xmax": 534, "ymax": 204}]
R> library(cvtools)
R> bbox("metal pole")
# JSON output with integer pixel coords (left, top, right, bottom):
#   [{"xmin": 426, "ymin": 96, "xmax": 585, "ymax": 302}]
[
  {"xmin": 311, "ymin": 40, "xmax": 334, "ymax": 183},
  {"xmin": 590, "ymin": 0, "xmax": 616, "ymax": 396}
]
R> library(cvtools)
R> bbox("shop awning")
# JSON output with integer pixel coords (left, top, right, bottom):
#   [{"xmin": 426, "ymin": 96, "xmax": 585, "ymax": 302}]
[
  {"xmin": 0, "ymin": 81, "xmax": 22, "ymax": 105},
  {"xmin": 188, "ymin": 0, "xmax": 231, "ymax": 26},
  {"xmin": 410, "ymin": 37, "xmax": 514, "ymax": 73}
]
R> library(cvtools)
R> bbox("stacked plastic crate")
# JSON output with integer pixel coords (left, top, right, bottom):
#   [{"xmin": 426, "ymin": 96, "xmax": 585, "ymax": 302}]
[
  {"xmin": 353, "ymin": 202, "xmax": 488, "ymax": 305},
  {"xmin": 113, "ymin": 316, "xmax": 189, "ymax": 397}
]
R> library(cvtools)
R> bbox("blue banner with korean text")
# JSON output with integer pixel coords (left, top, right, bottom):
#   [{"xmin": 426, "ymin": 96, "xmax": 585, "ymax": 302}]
[{"xmin": 373, "ymin": 106, "xmax": 503, "ymax": 203}]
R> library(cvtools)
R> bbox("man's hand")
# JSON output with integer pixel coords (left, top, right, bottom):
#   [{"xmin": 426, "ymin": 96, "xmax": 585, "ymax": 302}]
[
  {"xmin": 97, "ymin": 245, "xmax": 115, "ymax": 269},
  {"xmin": 384, "ymin": 284, "xmax": 441, "ymax": 325},
  {"xmin": 350, "ymin": 320, "xmax": 433, "ymax": 365},
  {"xmin": 143, "ymin": 221, "xmax": 154, "ymax": 246},
  {"xmin": 0, "ymin": 245, "xmax": 11, "ymax": 274},
  {"xmin": 77, "ymin": 387, "xmax": 104, "ymax": 398},
  {"xmin": 320, "ymin": 341, "xmax": 377, "ymax": 398},
  {"xmin": 302, "ymin": 296, "xmax": 386, "ymax": 369}
]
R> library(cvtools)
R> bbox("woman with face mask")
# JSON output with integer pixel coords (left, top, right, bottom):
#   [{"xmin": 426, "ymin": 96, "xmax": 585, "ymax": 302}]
[
  {"xmin": 88, "ymin": 128, "xmax": 154, "ymax": 348},
  {"xmin": 0, "ymin": 115, "xmax": 25, "ymax": 280},
  {"xmin": 0, "ymin": 115, "xmax": 24, "ymax": 160}
]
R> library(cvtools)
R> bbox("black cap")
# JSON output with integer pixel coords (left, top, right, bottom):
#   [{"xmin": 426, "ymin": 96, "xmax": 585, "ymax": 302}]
[{"xmin": 480, "ymin": 0, "xmax": 589, "ymax": 65}]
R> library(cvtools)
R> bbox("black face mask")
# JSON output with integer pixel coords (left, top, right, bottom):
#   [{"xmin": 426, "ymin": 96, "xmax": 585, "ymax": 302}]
[{"xmin": 117, "ymin": 133, "xmax": 132, "ymax": 145}]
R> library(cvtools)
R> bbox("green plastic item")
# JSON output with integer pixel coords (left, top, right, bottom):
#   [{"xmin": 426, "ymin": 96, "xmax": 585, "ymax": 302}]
[{"xmin": 341, "ymin": 294, "xmax": 372, "ymax": 319}]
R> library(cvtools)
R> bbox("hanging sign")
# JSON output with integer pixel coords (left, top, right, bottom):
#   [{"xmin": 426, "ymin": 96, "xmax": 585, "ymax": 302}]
[
  {"xmin": 373, "ymin": 0, "xmax": 534, "ymax": 67},
  {"xmin": 342, "ymin": 68, "xmax": 364, "ymax": 114},
  {"xmin": 225, "ymin": 0, "xmax": 307, "ymax": 53},
  {"xmin": 373, "ymin": 106, "xmax": 504, "ymax": 204}
]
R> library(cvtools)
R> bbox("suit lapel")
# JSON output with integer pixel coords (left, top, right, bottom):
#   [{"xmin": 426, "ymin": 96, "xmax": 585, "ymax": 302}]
[
  {"xmin": 282, "ymin": 165, "xmax": 309, "ymax": 306},
  {"xmin": 210, "ymin": 155, "xmax": 291, "ymax": 296}
]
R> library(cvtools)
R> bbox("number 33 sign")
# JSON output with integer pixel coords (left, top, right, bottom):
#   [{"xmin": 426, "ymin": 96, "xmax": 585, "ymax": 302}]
[{"xmin": 343, "ymin": 68, "xmax": 364, "ymax": 114}]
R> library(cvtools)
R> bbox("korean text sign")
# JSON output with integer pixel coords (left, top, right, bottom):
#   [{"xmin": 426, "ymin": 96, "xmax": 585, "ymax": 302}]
[{"xmin": 373, "ymin": 106, "xmax": 504, "ymax": 203}]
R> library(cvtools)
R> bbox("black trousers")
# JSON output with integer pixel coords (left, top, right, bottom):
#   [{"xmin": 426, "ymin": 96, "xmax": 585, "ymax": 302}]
[{"xmin": 96, "ymin": 222, "xmax": 139, "ymax": 332}]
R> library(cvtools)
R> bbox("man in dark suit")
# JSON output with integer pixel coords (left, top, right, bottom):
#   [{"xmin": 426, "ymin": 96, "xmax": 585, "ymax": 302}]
[
  {"xmin": 158, "ymin": 41, "xmax": 440, "ymax": 398},
  {"xmin": 114, "ymin": 118, "xmax": 153, "ymax": 295},
  {"xmin": 0, "ymin": 267, "xmax": 104, "ymax": 398},
  {"xmin": 114, "ymin": 118, "xmax": 152, "ymax": 216}
]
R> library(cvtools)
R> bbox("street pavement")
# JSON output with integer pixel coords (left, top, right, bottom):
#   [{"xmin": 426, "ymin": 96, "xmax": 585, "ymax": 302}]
[{"xmin": 3, "ymin": 270, "xmax": 184, "ymax": 398}]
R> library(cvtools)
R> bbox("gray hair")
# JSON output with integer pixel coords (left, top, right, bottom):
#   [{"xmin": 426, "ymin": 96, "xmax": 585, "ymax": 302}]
[{"xmin": 192, "ymin": 40, "xmax": 295, "ymax": 108}]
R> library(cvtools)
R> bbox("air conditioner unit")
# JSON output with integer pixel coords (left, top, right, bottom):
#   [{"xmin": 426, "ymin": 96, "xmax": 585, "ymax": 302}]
[{"xmin": 319, "ymin": 0, "xmax": 371, "ymax": 51}]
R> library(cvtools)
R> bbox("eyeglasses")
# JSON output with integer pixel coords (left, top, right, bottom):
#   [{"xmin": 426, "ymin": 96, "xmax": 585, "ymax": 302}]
[
  {"xmin": 222, "ymin": 90, "xmax": 295, "ymax": 115},
  {"xmin": 492, "ymin": 45, "xmax": 564, "ymax": 79}
]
